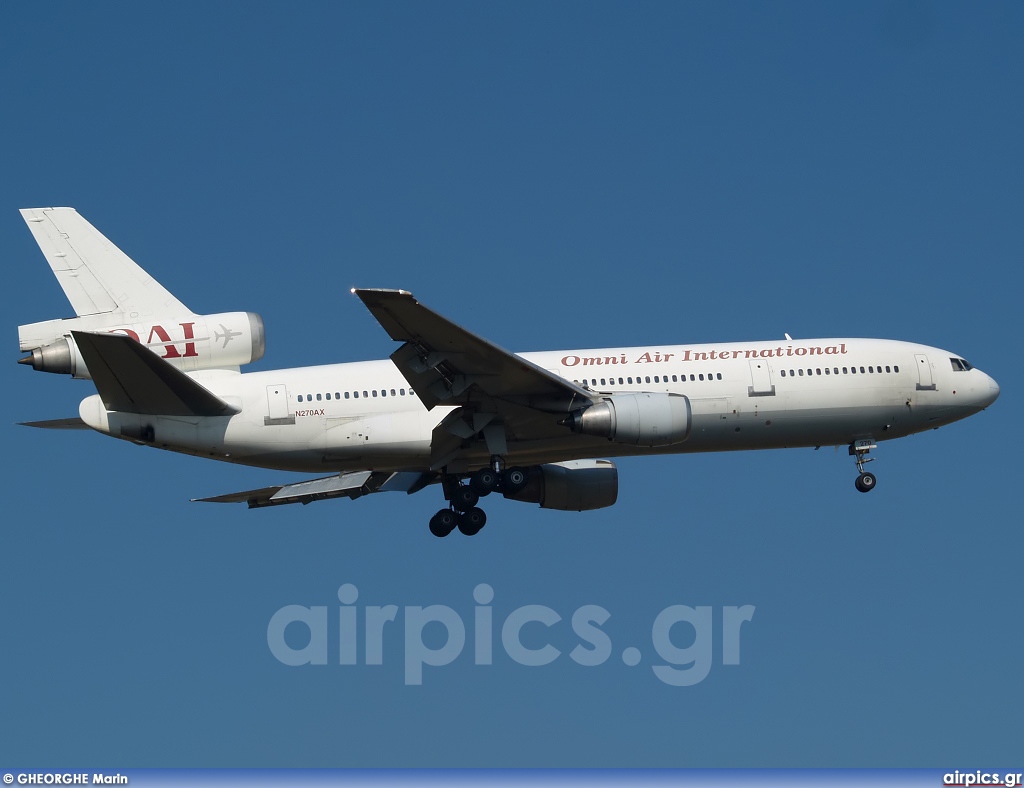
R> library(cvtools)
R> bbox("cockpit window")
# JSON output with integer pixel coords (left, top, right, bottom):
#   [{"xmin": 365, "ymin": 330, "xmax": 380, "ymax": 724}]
[{"xmin": 950, "ymin": 358, "xmax": 973, "ymax": 372}]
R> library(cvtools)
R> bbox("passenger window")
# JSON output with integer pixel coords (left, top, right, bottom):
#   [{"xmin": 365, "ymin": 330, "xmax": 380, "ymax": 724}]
[
  {"xmin": 353, "ymin": 391, "xmax": 359, "ymax": 398},
  {"xmin": 372, "ymin": 390, "xmax": 377, "ymax": 397},
  {"xmin": 654, "ymin": 376, "xmax": 659, "ymax": 383},
  {"xmin": 600, "ymin": 378, "xmax": 606, "ymax": 386},
  {"xmin": 885, "ymin": 367, "xmax": 890, "ymax": 373},
  {"xmin": 717, "ymin": 373, "xmax": 722, "ymax": 380},
  {"xmin": 645, "ymin": 376, "xmax": 651, "ymax": 383},
  {"xmin": 627, "ymin": 377, "xmax": 633, "ymax": 384},
  {"xmin": 825, "ymin": 368, "xmax": 830, "ymax": 375},
  {"xmin": 690, "ymin": 374, "xmax": 696, "ymax": 381},
  {"xmin": 672, "ymin": 375, "xmax": 677, "ymax": 382},
  {"xmin": 391, "ymin": 389, "xmax": 397, "ymax": 396},
  {"xmin": 345, "ymin": 392, "xmax": 350, "ymax": 399},
  {"xmin": 363, "ymin": 391, "xmax": 368, "ymax": 398},
  {"xmin": 781, "ymin": 370, "xmax": 786, "ymax": 377},
  {"xmin": 834, "ymin": 368, "xmax": 839, "ymax": 375},
  {"xmin": 400, "ymin": 389, "xmax": 406, "ymax": 395},
  {"xmin": 326, "ymin": 393, "xmax": 331, "ymax": 400},
  {"xmin": 316, "ymin": 393, "xmax": 322, "ymax": 401},
  {"xmin": 798, "ymin": 369, "xmax": 804, "ymax": 376},
  {"xmin": 381, "ymin": 389, "xmax": 387, "ymax": 397},
  {"xmin": 843, "ymin": 367, "xmax": 848, "ymax": 374},
  {"xmin": 699, "ymin": 374, "xmax": 704, "ymax": 381},
  {"xmin": 893, "ymin": 366, "xmax": 899, "ymax": 373},
  {"xmin": 860, "ymin": 367, "xmax": 865, "ymax": 373},
  {"xmin": 816, "ymin": 369, "xmax": 821, "ymax": 375},
  {"xmin": 298, "ymin": 395, "xmax": 303, "ymax": 402}
]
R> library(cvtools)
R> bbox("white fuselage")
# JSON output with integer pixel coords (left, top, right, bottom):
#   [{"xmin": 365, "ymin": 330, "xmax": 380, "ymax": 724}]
[{"xmin": 77, "ymin": 337, "xmax": 999, "ymax": 474}]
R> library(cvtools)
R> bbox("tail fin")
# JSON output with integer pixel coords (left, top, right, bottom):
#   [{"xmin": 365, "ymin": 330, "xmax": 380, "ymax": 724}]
[{"xmin": 20, "ymin": 207, "xmax": 189, "ymax": 318}]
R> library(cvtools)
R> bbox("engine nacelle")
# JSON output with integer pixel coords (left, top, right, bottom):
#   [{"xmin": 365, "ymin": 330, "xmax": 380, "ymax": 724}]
[
  {"xmin": 503, "ymin": 460, "xmax": 618, "ymax": 511},
  {"xmin": 18, "ymin": 311, "xmax": 265, "ymax": 379},
  {"xmin": 567, "ymin": 392, "xmax": 691, "ymax": 447}
]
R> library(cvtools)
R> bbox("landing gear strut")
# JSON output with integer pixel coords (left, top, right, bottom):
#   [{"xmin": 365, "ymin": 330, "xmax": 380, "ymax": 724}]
[{"xmin": 849, "ymin": 439, "xmax": 878, "ymax": 493}]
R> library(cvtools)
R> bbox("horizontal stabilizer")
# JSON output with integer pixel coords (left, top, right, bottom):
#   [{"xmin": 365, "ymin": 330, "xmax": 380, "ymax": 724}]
[
  {"xmin": 72, "ymin": 331, "xmax": 236, "ymax": 417},
  {"xmin": 20, "ymin": 417, "xmax": 89, "ymax": 430},
  {"xmin": 194, "ymin": 470, "xmax": 435, "ymax": 508}
]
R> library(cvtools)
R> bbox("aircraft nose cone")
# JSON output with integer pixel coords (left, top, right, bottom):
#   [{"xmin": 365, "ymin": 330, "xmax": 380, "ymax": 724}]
[{"xmin": 985, "ymin": 375, "xmax": 1000, "ymax": 407}]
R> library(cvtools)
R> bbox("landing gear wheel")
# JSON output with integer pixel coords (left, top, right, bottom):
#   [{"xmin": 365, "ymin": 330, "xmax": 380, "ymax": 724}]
[
  {"xmin": 458, "ymin": 507, "xmax": 487, "ymax": 536},
  {"xmin": 429, "ymin": 509, "xmax": 458, "ymax": 537},
  {"xmin": 502, "ymin": 467, "xmax": 528, "ymax": 495},
  {"xmin": 451, "ymin": 484, "xmax": 480, "ymax": 512},
  {"xmin": 470, "ymin": 468, "xmax": 500, "ymax": 496},
  {"xmin": 855, "ymin": 472, "xmax": 877, "ymax": 493}
]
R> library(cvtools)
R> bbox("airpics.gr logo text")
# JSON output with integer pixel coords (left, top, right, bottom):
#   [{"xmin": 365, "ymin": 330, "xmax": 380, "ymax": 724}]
[{"xmin": 267, "ymin": 584, "xmax": 755, "ymax": 686}]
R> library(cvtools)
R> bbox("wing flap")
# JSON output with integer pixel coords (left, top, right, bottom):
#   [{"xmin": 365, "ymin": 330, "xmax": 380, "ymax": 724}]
[{"xmin": 72, "ymin": 330, "xmax": 236, "ymax": 417}]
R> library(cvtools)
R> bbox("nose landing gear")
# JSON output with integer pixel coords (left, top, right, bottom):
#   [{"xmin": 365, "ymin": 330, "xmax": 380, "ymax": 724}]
[{"xmin": 849, "ymin": 439, "xmax": 878, "ymax": 493}]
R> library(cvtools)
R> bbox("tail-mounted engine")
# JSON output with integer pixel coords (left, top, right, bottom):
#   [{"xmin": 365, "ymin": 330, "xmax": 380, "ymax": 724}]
[{"xmin": 18, "ymin": 311, "xmax": 265, "ymax": 379}]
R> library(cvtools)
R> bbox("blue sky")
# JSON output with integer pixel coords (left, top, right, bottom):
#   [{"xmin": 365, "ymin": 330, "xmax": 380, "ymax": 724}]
[{"xmin": 1, "ymin": 1, "xmax": 1021, "ymax": 767}]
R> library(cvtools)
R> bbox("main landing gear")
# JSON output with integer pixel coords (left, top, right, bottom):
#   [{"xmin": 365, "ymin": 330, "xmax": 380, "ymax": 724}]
[
  {"xmin": 849, "ymin": 439, "xmax": 878, "ymax": 493},
  {"xmin": 428, "ymin": 461, "xmax": 529, "ymax": 537}
]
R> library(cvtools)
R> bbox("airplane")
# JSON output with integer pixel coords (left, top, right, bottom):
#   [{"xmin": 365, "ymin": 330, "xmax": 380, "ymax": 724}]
[
  {"xmin": 215, "ymin": 324, "xmax": 243, "ymax": 348},
  {"xmin": 17, "ymin": 207, "xmax": 1000, "ymax": 537}
]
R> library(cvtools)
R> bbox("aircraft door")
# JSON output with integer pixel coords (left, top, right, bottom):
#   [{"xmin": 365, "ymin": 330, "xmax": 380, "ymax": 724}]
[
  {"xmin": 914, "ymin": 354, "xmax": 936, "ymax": 390},
  {"xmin": 747, "ymin": 360, "xmax": 775, "ymax": 396},
  {"xmin": 265, "ymin": 384, "xmax": 295, "ymax": 425}
]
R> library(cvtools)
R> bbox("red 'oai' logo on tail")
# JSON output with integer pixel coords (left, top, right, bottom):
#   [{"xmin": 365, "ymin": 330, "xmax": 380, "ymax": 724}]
[{"xmin": 109, "ymin": 322, "xmax": 199, "ymax": 358}]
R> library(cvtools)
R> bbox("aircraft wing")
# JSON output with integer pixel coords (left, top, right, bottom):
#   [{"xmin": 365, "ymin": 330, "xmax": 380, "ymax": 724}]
[
  {"xmin": 194, "ymin": 470, "xmax": 436, "ymax": 508},
  {"xmin": 20, "ymin": 207, "xmax": 189, "ymax": 317},
  {"xmin": 72, "ymin": 330, "xmax": 237, "ymax": 417},
  {"xmin": 354, "ymin": 289, "xmax": 592, "ymax": 410},
  {"xmin": 353, "ymin": 289, "xmax": 598, "ymax": 470},
  {"xmin": 20, "ymin": 418, "xmax": 89, "ymax": 430}
]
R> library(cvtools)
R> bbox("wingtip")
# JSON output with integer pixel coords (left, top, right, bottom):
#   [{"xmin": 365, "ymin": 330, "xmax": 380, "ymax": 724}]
[{"xmin": 352, "ymin": 288, "xmax": 415, "ymax": 302}]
